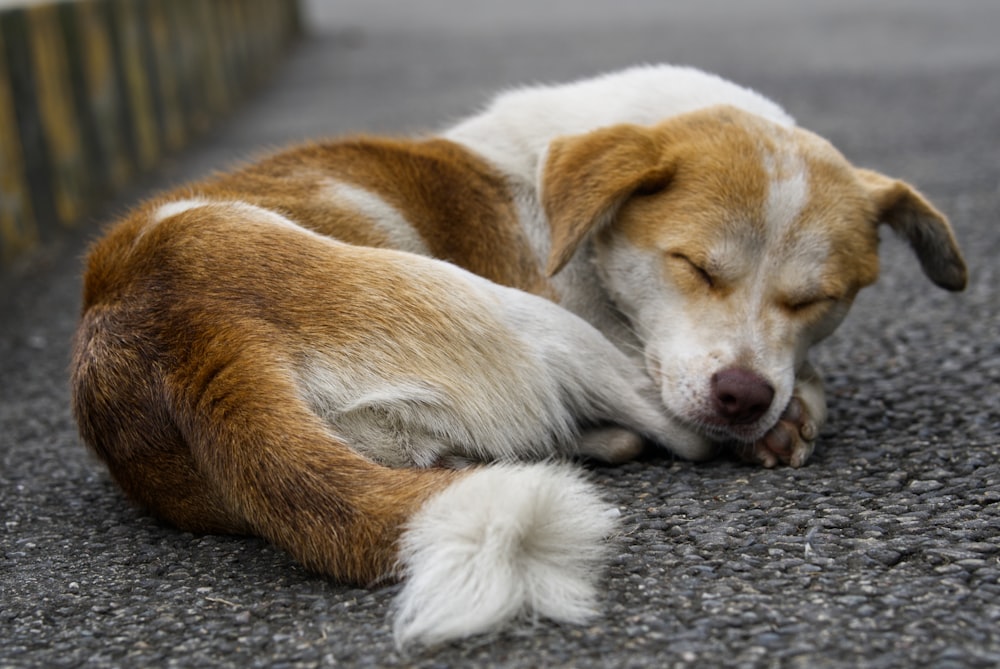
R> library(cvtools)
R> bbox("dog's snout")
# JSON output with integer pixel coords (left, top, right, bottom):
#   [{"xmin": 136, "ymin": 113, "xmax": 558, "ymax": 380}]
[{"xmin": 711, "ymin": 368, "xmax": 774, "ymax": 425}]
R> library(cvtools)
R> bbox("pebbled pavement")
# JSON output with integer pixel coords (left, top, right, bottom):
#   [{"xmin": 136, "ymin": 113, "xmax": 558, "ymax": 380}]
[{"xmin": 2, "ymin": 1, "xmax": 999, "ymax": 667}]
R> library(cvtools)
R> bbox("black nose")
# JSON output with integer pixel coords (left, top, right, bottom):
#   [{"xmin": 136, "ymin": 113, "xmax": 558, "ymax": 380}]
[{"xmin": 711, "ymin": 367, "xmax": 774, "ymax": 425}]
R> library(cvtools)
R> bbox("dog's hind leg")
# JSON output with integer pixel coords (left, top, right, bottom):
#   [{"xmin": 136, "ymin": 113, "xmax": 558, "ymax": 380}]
[{"xmin": 147, "ymin": 336, "xmax": 618, "ymax": 648}]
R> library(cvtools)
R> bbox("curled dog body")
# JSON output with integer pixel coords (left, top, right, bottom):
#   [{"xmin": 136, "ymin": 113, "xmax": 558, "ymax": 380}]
[
  {"xmin": 73, "ymin": 196, "xmax": 696, "ymax": 646},
  {"xmin": 72, "ymin": 65, "xmax": 966, "ymax": 647}
]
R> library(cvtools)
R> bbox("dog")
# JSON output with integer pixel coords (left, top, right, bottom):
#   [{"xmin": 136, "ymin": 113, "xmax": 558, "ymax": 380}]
[{"xmin": 71, "ymin": 65, "xmax": 966, "ymax": 647}]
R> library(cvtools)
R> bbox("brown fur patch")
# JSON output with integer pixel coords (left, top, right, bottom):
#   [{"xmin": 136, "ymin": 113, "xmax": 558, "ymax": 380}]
[{"xmin": 199, "ymin": 137, "xmax": 550, "ymax": 295}]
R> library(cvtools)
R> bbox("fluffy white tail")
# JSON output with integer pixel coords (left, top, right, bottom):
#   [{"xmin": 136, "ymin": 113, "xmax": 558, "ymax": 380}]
[{"xmin": 392, "ymin": 463, "xmax": 617, "ymax": 648}]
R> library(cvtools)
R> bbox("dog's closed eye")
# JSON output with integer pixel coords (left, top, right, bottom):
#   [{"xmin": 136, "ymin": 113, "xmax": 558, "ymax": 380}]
[
  {"xmin": 782, "ymin": 294, "xmax": 837, "ymax": 314},
  {"xmin": 668, "ymin": 252, "xmax": 715, "ymax": 288}
]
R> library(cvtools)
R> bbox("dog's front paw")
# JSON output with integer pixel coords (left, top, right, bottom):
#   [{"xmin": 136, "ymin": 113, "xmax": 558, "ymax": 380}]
[{"xmin": 734, "ymin": 396, "xmax": 818, "ymax": 468}]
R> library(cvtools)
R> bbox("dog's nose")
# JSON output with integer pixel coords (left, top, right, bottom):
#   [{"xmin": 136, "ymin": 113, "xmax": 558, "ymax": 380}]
[{"xmin": 711, "ymin": 368, "xmax": 774, "ymax": 425}]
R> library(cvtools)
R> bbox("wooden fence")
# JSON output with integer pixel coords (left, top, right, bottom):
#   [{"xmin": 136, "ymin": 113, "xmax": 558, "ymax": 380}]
[{"xmin": 0, "ymin": 0, "xmax": 301, "ymax": 262}]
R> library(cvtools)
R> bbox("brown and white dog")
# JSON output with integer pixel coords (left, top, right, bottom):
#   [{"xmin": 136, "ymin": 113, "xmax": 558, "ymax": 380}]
[{"xmin": 71, "ymin": 65, "xmax": 966, "ymax": 647}]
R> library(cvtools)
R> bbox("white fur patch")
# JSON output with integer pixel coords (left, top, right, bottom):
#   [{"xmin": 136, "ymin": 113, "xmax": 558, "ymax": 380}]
[
  {"xmin": 763, "ymin": 149, "xmax": 809, "ymax": 239},
  {"xmin": 140, "ymin": 198, "xmax": 211, "ymax": 244},
  {"xmin": 152, "ymin": 198, "xmax": 212, "ymax": 223},
  {"xmin": 153, "ymin": 198, "xmax": 306, "ymax": 231},
  {"xmin": 150, "ymin": 198, "xmax": 336, "ymax": 245},
  {"xmin": 393, "ymin": 463, "xmax": 617, "ymax": 648},
  {"xmin": 761, "ymin": 149, "xmax": 832, "ymax": 299},
  {"xmin": 323, "ymin": 179, "xmax": 432, "ymax": 256}
]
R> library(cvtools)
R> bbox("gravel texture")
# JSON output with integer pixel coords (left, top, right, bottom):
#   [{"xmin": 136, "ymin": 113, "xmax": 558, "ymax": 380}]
[{"xmin": 2, "ymin": 1, "xmax": 999, "ymax": 667}]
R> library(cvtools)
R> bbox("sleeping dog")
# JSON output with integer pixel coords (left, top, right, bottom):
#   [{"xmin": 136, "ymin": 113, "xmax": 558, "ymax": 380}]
[{"xmin": 71, "ymin": 65, "xmax": 966, "ymax": 647}]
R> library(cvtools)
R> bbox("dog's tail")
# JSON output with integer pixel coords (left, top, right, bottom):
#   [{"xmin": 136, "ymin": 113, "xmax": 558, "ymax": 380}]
[
  {"xmin": 71, "ymin": 312, "xmax": 616, "ymax": 648},
  {"xmin": 393, "ymin": 462, "xmax": 616, "ymax": 647}
]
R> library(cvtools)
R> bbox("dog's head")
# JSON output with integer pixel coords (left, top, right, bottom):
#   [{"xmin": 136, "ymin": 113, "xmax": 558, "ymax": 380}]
[{"xmin": 541, "ymin": 105, "xmax": 966, "ymax": 444}]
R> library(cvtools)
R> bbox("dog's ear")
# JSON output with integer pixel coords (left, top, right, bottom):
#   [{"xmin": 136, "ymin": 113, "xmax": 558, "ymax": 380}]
[
  {"xmin": 541, "ymin": 124, "xmax": 674, "ymax": 276},
  {"xmin": 857, "ymin": 168, "xmax": 967, "ymax": 291}
]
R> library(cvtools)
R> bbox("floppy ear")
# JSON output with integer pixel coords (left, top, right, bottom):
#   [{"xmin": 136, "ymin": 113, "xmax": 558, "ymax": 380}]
[
  {"xmin": 540, "ymin": 124, "xmax": 674, "ymax": 276},
  {"xmin": 857, "ymin": 168, "xmax": 967, "ymax": 291}
]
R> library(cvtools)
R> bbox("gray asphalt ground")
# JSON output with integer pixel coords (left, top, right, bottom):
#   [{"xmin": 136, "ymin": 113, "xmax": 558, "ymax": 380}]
[{"xmin": 3, "ymin": 1, "xmax": 1000, "ymax": 667}]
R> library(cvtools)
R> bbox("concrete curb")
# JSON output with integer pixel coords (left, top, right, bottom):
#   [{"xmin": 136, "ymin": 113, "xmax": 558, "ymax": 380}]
[{"xmin": 0, "ymin": 0, "xmax": 302, "ymax": 263}]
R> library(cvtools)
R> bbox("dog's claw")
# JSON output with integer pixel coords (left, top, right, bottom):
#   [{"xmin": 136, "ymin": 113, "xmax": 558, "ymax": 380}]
[{"xmin": 736, "ymin": 396, "xmax": 817, "ymax": 468}]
